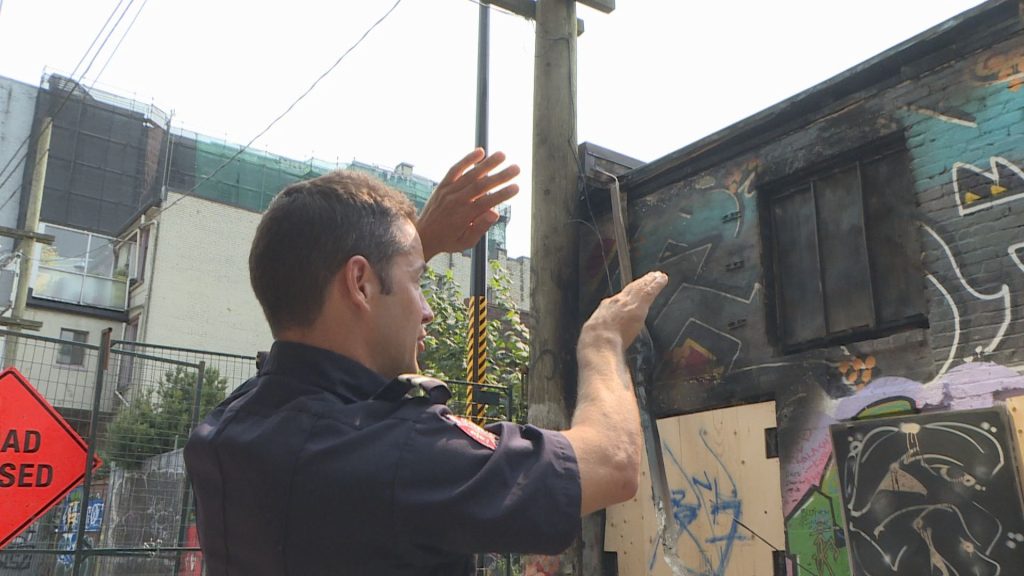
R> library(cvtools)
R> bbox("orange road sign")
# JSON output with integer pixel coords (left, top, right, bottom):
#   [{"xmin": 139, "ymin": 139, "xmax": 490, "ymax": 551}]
[{"xmin": 0, "ymin": 367, "xmax": 101, "ymax": 549}]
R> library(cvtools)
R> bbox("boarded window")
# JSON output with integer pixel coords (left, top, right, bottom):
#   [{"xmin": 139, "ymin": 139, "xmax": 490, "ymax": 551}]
[{"xmin": 767, "ymin": 145, "xmax": 925, "ymax": 351}]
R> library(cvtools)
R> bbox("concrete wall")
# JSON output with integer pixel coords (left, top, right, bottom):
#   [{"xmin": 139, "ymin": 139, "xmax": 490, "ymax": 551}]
[
  {"xmin": 139, "ymin": 192, "xmax": 530, "ymax": 360},
  {"xmin": 139, "ymin": 192, "xmax": 270, "ymax": 357},
  {"xmin": 582, "ymin": 4, "xmax": 1024, "ymax": 575}
]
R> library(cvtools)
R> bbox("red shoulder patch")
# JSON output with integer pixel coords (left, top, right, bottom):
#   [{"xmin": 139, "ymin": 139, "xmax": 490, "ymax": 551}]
[{"xmin": 446, "ymin": 415, "xmax": 498, "ymax": 450}]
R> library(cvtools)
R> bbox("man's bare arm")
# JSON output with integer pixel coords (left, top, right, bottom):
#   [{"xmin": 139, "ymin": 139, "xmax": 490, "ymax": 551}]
[{"xmin": 561, "ymin": 271, "xmax": 668, "ymax": 515}]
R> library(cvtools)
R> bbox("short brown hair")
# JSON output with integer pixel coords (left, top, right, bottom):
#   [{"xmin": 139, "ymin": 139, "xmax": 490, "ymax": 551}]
[{"xmin": 249, "ymin": 170, "xmax": 416, "ymax": 335}]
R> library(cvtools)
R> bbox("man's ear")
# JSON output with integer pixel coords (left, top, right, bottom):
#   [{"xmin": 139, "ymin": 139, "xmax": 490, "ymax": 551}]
[{"xmin": 338, "ymin": 255, "xmax": 378, "ymax": 312}]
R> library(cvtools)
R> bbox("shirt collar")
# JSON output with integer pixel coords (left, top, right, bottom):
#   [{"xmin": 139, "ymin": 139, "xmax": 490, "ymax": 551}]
[{"xmin": 259, "ymin": 340, "xmax": 387, "ymax": 401}]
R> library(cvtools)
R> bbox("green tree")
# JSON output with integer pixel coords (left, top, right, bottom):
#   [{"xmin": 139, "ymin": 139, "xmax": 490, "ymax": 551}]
[
  {"xmin": 419, "ymin": 262, "xmax": 530, "ymax": 422},
  {"xmin": 106, "ymin": 366, "xmax": 227, "ymax": 469}
]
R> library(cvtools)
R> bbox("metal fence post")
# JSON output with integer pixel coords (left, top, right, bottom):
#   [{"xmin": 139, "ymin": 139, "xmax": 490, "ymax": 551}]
[
  {"xmin": 174, "ymin": 361, "xmax": 205, "ymax": 575},
  {"xmin": 73, "ymin": 327, "xmax": 111, "ymax": 576},
  {"xmin": 505, "ymin": 382, "xmax": 514, "ymax": 422}
]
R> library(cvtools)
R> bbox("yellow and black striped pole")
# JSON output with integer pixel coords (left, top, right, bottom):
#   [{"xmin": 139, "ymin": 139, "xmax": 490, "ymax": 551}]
[
  {"xmin": 465, "ymin": 2, "xmax": 490, "ymax": 426},
  {"xmin": 465, "ymin": 294, "xmax": 488, "ymax": 423}
]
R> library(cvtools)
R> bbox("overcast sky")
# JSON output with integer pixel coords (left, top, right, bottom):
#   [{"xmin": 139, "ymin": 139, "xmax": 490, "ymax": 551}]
[{"xmin": 0, "ymin": 0, "xmax": 988, "ymax": 256}]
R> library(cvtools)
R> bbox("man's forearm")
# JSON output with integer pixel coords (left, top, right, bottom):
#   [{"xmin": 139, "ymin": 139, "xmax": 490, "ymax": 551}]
[
  {"xmin": 574, "ymin": 336, "xmax": 640, "ymax": 434},
  {"xmin": 561, "ymin": 270, "xmax": 667, "ymax": 515},
  {"xmin": 563, "ymin": 334, "xmax": 643, "ymax": 514}
]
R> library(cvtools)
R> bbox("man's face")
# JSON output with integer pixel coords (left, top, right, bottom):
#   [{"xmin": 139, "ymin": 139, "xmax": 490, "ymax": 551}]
[{"xmin": 368, "ymin": 219, "xmax": 434, "ymax": 379}]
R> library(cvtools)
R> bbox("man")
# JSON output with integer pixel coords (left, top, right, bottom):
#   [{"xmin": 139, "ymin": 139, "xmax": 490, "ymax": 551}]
[{"xmin": 184, "ymin": 149, "xmax": 667, "ymax": 575}]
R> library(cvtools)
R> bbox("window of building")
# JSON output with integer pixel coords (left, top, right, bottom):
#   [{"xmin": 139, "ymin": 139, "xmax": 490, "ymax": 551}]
[
  {"xmin": 135, "ymin": 226, "xmax": 149, "ymax": 284},
  {"xmin": 117, "ymin": 316, "xmax": 140, "ymax": 392},
  {"xmin": 32, "ymin": 223, "xmax": 135, "ymax": 310},
  {"xmin": 764, "ymin": 141, "xmax": 926, "ymax": 352},
  {"xmin": 57, "ymin": 329, "xmax": 88, "ymax": 366}
]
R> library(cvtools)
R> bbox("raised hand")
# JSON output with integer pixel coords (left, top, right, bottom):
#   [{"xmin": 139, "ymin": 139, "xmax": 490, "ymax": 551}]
[
  {"xmin": 579, "ymin": 271, "xmax": 668, "ymax": 351},
  {"xmin": 417, "ymin": 149, "xmax": 520, "ymax": 261}
]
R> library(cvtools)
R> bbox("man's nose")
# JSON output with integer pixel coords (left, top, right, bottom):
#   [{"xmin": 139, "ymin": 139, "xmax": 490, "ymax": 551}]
[{"xmin": 421, "ymin": 296, "xmax": 434, "ymax": 324}]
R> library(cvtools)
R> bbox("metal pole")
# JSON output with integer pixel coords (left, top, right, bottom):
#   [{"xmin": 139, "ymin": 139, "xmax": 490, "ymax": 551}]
[
  {"xmin": 505, "ymin": 380, "xmax": 514, "ymax": 422},
  {"xmin": 175, "ymin": 361, "xmax": 205, "ymax": 575},
  {"xmin": 72, "ymin": 327, "xmax": 111, "ymax": 576},
  {"xmin": 466, "ymin": 1, "xmax": 490, "ymax": 423}
]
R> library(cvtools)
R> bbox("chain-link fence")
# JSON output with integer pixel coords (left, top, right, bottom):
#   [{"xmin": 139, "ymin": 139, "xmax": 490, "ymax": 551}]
[
  {"xmin": 0, "ymin": 328, "xmax": 256, "ymax": 576},
  {"xmin": 445, "ymin": 378, "xmax": 523, "ymax": 425},
  {"xmin": 0, "ymin": 329, "xmax": 528, "ymax": 576}
]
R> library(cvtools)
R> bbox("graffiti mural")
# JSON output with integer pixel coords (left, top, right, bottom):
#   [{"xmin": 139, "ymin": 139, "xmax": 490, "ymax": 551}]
[
  {"xmin": 785, "ymin": 458, "xmax": 850, "ymax": 576},
  {"xmin": 658, "ymin": 436, "xmax": 748, "ymax": 576},
  {"xmin": 780, "ymin": 364, "xmax": 1024, "ymax": 575},
  {"xmin": 0, "ymin": 526, "xmax": 40, "ymax": 574},
  {"xmin": 583, "ymin": 163, "xmax": 839, "ymax": 413},
  {"xmin": 606, "ymin": 402, "xmax": 782, "ymax": 576},
  {"xmin": 587, "ymin": 16, "xmax": 1024, "ymax": 576},
  {"xmin": 832, "ymin": 407, "xmax": 1024, "ymax": 576},
  {"xmin": 952, "ymin": 156, "xmax": 1024, "ymax": 215},
  {"xmin": 56, "ymin": 488, "xmax": 104, "ymax": 570},
  {"xmin": 901, "ymin": 67, "xmax": 1024, "ymax": 376},
  {"xmin": 642, "ymin": 169, "xmax": 761, "ymax": 400}
]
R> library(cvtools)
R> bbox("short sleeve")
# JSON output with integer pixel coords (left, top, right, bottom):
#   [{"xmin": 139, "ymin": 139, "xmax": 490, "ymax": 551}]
[{"xmin": 393, "ymin": 406, "xmax": 581, "ymax": 555}]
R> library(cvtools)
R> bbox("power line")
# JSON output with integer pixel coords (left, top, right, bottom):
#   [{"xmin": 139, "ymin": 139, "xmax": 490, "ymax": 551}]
[
  {"xmin": 0, "ymin": 0, "xmax": 146, "ymax": 218},
  {"xmin": 157, "ymin": 0, "xmax": 404, "ymax": 216},
  {"xmin": 0, "ymin": 0, "xmax": 130, "ymax": 188},
  {"xmin": 49, "ymin": 0, "xmax": 406, "ymax": 266},
  {"xmin": 70, "ymin": 0, "xmax": 130, "ymax": 80},
  {"xmin": 0, "ymin": 155, "xmax": 27, "ymax": 214},
  {"xmin": 0, "ymin": 0, "xmax": 139, "ymax": 203},
  {"xmin": 0, "ymin": 12, "xmax": 155, "ymax": 216},
  {"xmin": 95, "ymin": 0, "xmax": 150, "ymax": 81}
]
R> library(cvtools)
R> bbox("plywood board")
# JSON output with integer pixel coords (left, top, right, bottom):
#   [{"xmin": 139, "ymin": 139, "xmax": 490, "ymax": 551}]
[
  {"xmin": 606, "ymin": 401, "xmax": 784, "ymax": 576},
  {"xmin": 1006, "ymin": 395, "xmax": 1024, "ymax": 480}
]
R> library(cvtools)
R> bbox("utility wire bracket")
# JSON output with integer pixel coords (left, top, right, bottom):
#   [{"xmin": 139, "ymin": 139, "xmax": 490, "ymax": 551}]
[{"xmin": 482, "ymin": 0, "xmax": 588, "ymax": 35}]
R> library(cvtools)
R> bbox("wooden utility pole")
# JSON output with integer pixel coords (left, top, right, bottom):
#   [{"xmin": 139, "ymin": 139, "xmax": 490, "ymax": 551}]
[
  {"xmin": 477, "ymin": 0, "xmax": 613, "ymax": 570},
  {"xmin": 529, "ymin": 0, "xmax": 583, "ymax": 572},
  {"xmin": 529, "ymin": 0, "xmax": 577, "ymax": 434},
  {"xmin": 1, "ymin": 117, "xmax": 52, "ymax": 366}
]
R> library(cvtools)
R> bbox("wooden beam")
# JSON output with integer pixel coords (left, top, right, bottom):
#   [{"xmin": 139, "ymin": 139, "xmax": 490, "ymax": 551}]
[
  {"xmin": 577, "ymin": 0, "xmax": 614, "ymax": 13},
  {"xmin": 0, "ymin": 226, "xmax": 55, "ymax": 245},
  {"xmin": 486, "ymin": 0, "xmax": 535, "ymax": 18},
  {"xmin": 0, "ymin": 317, "xmax": 43, "ymax": 331}
]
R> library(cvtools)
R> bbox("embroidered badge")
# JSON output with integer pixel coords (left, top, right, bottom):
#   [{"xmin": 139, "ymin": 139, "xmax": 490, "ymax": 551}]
[{"xmin": 446, "ymin": 415, "xmax": 498, "ymax": 450}]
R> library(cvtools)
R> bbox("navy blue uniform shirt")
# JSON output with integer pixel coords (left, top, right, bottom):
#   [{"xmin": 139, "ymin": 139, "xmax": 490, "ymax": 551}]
[{"xmin": 184, "ymin": 341, "xmax": 581, "ymax": 575}]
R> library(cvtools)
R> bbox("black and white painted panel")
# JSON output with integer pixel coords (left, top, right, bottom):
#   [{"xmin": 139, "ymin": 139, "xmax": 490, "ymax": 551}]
[{"xmin": 831, "ymin": 407, "xmax": 1024, "ymax": 576}]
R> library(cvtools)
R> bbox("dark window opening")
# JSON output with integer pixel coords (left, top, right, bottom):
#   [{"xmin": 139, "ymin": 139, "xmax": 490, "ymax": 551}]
[
  {"xmin": 58, "ymin": 328, "xmax": 89, "ymax": 366},
  {"xmin": 765, "ymin": 142, "xmax": 927, "ymax": 352}
]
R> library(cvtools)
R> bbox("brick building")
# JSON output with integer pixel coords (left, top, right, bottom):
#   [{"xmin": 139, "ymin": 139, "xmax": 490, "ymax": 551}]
[{"xmin": 580, "ymin": 1, "xmax": 1024, "ymax": 574}]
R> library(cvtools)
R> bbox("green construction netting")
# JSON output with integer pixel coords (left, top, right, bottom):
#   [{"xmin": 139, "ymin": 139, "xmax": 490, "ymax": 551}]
[
  {"xmin": 193, "ymin": 140, "xmax": 340, "ymax": 212},
  {"xmin": 189, "ymin": 142, "xmax": 507, "ymax": 251},
  {"xmin": 347, "ymin": 162, "xmax": 433, "ymax": 211}
]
